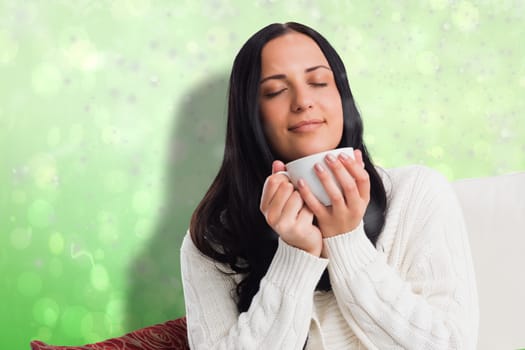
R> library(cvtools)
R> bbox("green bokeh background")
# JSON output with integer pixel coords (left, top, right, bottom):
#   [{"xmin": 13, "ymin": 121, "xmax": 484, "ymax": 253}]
[{"xmin": 1, "ymin": 1, "xmax": 524, "ymax": 348}]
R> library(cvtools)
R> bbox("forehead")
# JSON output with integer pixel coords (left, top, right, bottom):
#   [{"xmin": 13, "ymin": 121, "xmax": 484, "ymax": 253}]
[{"xmin": 260, "ymin": 31, "xmax": 329, "ymax": 73}]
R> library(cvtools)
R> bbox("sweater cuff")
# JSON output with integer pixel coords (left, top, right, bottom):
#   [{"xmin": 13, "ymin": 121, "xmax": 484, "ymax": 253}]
[
  {"xmin": 264, "ymin": 238, "xmax": 328, "ymax": 297},
  {"xmin": 323, "ymin": 221, "xmax": 378, "ymax": 281}
]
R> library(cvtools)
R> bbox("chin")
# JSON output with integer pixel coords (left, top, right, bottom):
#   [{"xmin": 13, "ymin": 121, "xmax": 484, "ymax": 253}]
[{"xmin": 294, "ymin": 145, "xmax": 335, "ymax": 159}]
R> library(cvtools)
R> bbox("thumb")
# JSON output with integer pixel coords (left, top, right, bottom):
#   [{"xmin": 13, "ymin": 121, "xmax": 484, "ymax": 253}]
[{"xmin": 272, "ymin": 160, "xmax": 286, "ymax": 174}]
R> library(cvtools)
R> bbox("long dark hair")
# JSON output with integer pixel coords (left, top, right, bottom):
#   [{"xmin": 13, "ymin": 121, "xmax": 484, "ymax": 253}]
[{"xmin": 190, "ymin": 22, "xmax": 387, "ymax": 313}]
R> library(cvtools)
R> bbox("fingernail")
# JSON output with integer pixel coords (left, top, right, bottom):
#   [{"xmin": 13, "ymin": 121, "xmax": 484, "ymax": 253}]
[
  {"xmin": 315, "ymin": 163, "xmax": 325, "ymax": 172},
  {"xmin": 298, "ymin": 179, "xmax": 305, "ymax": 188},
  {"xmin": 325, "ymin": 154, "xmax": 336, "ymax": 163},
  {"xmin": 339, "ymin": 152, "xmax": 350, "ymax": 160}
]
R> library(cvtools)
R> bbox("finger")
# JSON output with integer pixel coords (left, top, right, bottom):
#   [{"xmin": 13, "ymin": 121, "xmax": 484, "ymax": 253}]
[
  {"xmin": 355, "ymin": 149, "xmax": 365, "ymax": 168},
  {"xmin": 297, "ymin": 206, "xmax": 314, "ymax": 227},
  {"xmin": 313, "ymin": 159, "xmax": 348, "ymax": 207},
  {"xmin": 261, "ymin": 161, "xmax": 289, "ymax": 210},
  {"xmin": 324, "ymin": 153, "xmax": 360, "ymax": 205},
  {"xmin": 296, "ymin": 205, "xmax": 314, "ymax": 225},
  {"xmin": 260, "ymin": 173, "xmax": 290, "ymax": 213},
  {"xmin": 339, "ymin": 150, "xmax": 370, "ymax": 202},
  {"xmin": 272, "ymin": 160, "xmax": 286, "ymax": 174},
  {"xmin": 280, "ymin": 191, "xmax": 304, "ymax": 223},
  {"xmin": 297, "ymin": 177, "xmax": 328, "ymax": 218},
  {"xmin": 264, "ymin": 181, "xmax": 294, "ymax": 226}
]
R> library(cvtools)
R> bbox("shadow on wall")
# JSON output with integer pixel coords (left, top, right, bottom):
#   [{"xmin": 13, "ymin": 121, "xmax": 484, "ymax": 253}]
[{"xmin": 125, "ymin": 72, "xmax": 229, "ymax": 330}]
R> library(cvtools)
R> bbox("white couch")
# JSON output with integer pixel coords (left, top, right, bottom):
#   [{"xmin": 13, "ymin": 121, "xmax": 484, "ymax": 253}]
[{"xmin": 452, "ymin": 171, "xmax": 525, "ymax": 349}]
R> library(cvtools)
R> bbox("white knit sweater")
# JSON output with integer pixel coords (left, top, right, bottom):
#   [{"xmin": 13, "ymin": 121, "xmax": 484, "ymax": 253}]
[{"xmin": 180, "ymin": 165, "xmax": 479, "ymax": 349}]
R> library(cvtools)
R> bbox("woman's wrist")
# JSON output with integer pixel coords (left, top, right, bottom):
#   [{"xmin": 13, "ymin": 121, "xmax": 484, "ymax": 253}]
[{"xmin": 321, "ymin": 219, "xmax": 362, "ymax": 238}]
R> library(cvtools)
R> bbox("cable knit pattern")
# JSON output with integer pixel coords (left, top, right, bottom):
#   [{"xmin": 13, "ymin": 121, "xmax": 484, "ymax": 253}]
[
  {"xmin": 181, "ymin": 235, "xmax": 328, "ymax": 349},
  {"xmin": 181, "ymin": 165, "xmax": 479, "ymax": 349}
]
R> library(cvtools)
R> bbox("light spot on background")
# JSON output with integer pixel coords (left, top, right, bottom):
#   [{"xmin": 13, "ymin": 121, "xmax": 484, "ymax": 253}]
[
  {"xmin": 17, "ymin": 271, "xmax": 43, "ymax": 297},
  {"xmin": 31, "ymin": 63, "xmax": 62, "ymax": 96},
  {"xmin": 452, "ymin": 1, "xmax": 480, "ymax": 32},
  {"xmin": 0, "ymin": 30, "xmax": 18, "ymax": 65},
  {"xmin": 132, "ymin": 190, "xmax": 153, "ymax": 214},
  {"xmin": 91, "ymin": 264, "xmax": 110, "ymax": 291},
  {"xmin": 60, "ymin": 305, "xmax": 89, "ymax": 338},
  {"xmin": 10, "ymin": 227, "xmax": 32, "ymax": 250},
  {"xmin": 49, "ymin": 233, "xmax": 64, "ymax": 255},
  {"xmin": 27, "ymin": 199, "xmax": 54, "ymax": 228},
  {"xmin": 33, "ymin": 298, "xmax": 60, "ymax": 327}
]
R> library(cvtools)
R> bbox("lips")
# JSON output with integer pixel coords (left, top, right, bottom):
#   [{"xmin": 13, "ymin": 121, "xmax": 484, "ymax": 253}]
[{"xmin": 288, "ymin": 119, "xmax": 324, "ymax": 131}]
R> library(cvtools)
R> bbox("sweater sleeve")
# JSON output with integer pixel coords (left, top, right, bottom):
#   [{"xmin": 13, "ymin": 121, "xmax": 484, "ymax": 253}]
[
  {"xmin": 322, "ymin": 166, "xmax": 479, "ymax": 350},
  {"xmin": 180, "ymin": 234, "xmax": 328, "ymax": 350}
]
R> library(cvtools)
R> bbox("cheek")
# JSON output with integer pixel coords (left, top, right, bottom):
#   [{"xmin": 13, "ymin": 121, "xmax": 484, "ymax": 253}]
[
  {"xmin": 326, "ymin": 92, "xmax": 344, "ymax": 135},
  {"xmin": 259, "ymin": 101, "xmax": 284, "ymax": 130},
  {"xmin": 324, "ymin": 90, "xmax": 343, "ymax": 118}
]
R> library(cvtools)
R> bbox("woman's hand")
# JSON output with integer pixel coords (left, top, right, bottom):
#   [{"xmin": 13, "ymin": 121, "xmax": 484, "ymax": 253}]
[
  {"xmin": 298, "ymin": 149, "xmax": 370, "ymax": 238},
  {"xmin": 260, "ymin": 160, "xmax": 323, "ymax": 256}
]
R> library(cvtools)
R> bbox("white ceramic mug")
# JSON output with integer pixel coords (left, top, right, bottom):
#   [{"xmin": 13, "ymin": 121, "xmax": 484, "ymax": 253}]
[{"xmin": 277, "ymin": 147, "xmax": 355, "ymax": 206}]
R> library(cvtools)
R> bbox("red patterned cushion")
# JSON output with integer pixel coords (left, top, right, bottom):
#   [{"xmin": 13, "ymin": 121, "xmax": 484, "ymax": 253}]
[{"xmin": 30, "ymin": 317, "xmax": 189, "ymax": 350}]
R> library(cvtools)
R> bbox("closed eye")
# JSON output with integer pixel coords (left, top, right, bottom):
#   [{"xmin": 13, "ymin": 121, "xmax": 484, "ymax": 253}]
[
  {"xmin": 264, "ymin": 88, "xmax": 287, "ymax": 98},
  {"xmin": 263, "ymin": 82, "xmax": 326, "ymax": 98}
]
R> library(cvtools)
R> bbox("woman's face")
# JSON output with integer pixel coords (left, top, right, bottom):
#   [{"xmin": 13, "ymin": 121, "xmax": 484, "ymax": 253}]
[{"xmin": 259, "ymin": 31, "xmax": 344, "ymax": 162}]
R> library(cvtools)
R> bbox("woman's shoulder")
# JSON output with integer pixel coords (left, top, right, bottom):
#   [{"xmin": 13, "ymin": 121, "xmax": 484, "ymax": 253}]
[
  {"xmin": 375, "ymin": 165, "xmax": 458, "ymax": 249},
  {"xmin": 181, "ymin": 231, "xmax": 215, "ymax": 262},
  {"xmin": 377, "ymin": 164, "xmax": 451, "ymax": 198},
  {"xmin": 181, "ymin": 231, "xmax": 238, "ymax": 273},
  {"xmin": 181, "ymin": 231, "xmax": 196, "ymax": 253},
  {"xmin": 378, "ymin": 164, "xmax": 449, "ymax": 184}
]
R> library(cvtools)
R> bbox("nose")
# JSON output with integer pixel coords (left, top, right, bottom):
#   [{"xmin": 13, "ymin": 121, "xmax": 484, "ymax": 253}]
[{"xmin": 291, "ymin": 87, "xmax": 313, "ymax": 113}]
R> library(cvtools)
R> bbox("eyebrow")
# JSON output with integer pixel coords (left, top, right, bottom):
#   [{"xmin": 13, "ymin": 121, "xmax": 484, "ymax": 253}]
[{"xmin": 260, "ymin": 65, "xmax": 331, "ymax": 84}]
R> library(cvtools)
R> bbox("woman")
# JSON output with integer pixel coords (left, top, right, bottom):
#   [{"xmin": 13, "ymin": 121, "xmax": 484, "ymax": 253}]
[{"xmin": 180, "ymin": 22, "xmax": 478, "ymax": 349}]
